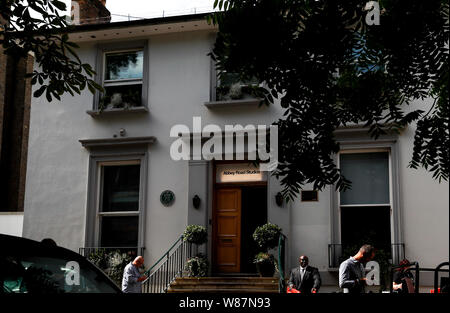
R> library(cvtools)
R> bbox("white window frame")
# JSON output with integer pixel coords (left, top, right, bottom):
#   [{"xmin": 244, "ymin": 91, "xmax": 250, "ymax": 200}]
[
  {"xmin": 92, "ymin": 40, "xmax": 149, "ymax": 113},
  {"xmin": 337, "ymin": 149, "xmax": 393, "ymax": 248},
  {"xmin": 102, "ymin": 49, "xmax": 144, "ymax": 109},
  {"xmin": 84, "ymin": 146, "xmax": 149, "ymax": 250},
  {"xmin": 209, "ymin": 58, "xmax": 263, "ymax": 103},
  {"xmin": 329, "ymin": 133, "xmax": 403, "ymax": 266},
  {"xmin": 95, "ymin": 159, "xmax": 141, "ymax": 247}
]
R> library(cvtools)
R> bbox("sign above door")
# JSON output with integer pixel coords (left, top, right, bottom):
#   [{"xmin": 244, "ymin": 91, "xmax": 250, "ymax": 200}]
[{"xmin": 216, "ymin": 163, "xmax": 268, "ymax": 183}]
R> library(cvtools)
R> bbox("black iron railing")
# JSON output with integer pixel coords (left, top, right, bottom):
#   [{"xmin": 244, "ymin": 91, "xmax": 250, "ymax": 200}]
[
  {"xmin": 328, "ymin": 243, "xmax": 405, "ymax": 268},
  {"xmin": 142, "ymin": 235, "xmax": 196, "ymax": 293},
  {"xmin": 277, "ymin": 234, "xmax": 287, "ymax": 293},
  {"xmin": 389, "ymin": 261, "xmax": 449, "ymax": 293},
  {"xmin": 79, "ymin": 246, "xmax": 145, "ymax": 259}
]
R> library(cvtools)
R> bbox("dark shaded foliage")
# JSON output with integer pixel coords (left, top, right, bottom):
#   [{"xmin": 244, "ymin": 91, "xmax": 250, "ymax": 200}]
[
  {"xmin": 209, "ymin": 0, "xmax": 449, "ymax": 201},
  {"xmin": 0, "ymin": 0, "xmax": 102, "ymax": 102}
]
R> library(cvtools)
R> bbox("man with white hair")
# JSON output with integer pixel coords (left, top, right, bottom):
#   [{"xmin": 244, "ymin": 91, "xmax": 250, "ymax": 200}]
[{"xmin": 121, "ymin": 256, "xmax": 147, "ymax": 293}]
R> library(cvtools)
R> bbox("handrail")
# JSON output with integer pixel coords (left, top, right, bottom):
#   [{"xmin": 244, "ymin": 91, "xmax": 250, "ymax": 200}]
[
  {"xmin": 141, "ymin": 235, "xmax": 195, "ymax": 293},
  {"xmin": 390, "ymin": 261, "xmax": 450, "ymax": 293},
  {"xmin": 143, "ymin": 236, "xmax": 183, "ymax": 276},
  {"xmin": 278, "ymin": 233, "xmax": 287, "ymax": 293},
  {"xmin": 434, "ymin": 262, "xmax": 449, "ymax": 293}
]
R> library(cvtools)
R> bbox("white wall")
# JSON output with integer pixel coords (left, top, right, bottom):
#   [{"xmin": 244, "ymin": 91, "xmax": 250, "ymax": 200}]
[
  {"xmin": 397, "ymin": 98, "xmax": 449, "ymax": 269},
  {"xmin": 23, "ymin": 26, "xmax": 448, "ymax": 283},
  {"xmin": 288, "ymin": 185, "xmax": 332, "ymax": 272},
  {"xmin": 23, "ymin": 29, "xmax": 285, "ymax": 266},
  {"xmin": 0, "ymin": 213, "xmax": 23, "ymax": 237}
]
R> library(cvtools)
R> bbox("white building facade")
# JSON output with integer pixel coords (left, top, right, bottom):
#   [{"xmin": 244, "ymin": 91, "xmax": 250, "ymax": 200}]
[{"xmin": 20, "ymin": 14, "xmax": 449, "ymax": 290}]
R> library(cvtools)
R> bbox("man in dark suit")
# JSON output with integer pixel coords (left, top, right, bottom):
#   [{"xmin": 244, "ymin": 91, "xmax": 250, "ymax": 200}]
[{"xmin": 288, "ymin": 255, "xmax": 321, "ymax": 294}]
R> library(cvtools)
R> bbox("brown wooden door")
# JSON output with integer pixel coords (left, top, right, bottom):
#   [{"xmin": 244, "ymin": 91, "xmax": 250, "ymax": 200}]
[{"xmin": 213, "ymin": 188, "xmax": 241, "ymax": 273}]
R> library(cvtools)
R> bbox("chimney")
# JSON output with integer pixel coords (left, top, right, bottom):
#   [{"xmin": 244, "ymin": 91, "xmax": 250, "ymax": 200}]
[{"xmin": 71, "ymin": 0, "xmax": 111, "ymax": 25}]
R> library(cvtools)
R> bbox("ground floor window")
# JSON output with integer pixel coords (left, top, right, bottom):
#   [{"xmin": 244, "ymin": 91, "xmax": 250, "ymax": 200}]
[
  {"xmin": 339, "ymin": 151, "xmax": 392, "ymax": 254},
  {"xmin": 98, "ymin": 161, "xmax": 141, "ymax": 248}
]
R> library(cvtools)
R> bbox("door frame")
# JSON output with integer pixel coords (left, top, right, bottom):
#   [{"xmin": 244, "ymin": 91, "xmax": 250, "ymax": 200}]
[{"xmin": 211, "ymin": 161, "xmax": 268, "ymax": 274}]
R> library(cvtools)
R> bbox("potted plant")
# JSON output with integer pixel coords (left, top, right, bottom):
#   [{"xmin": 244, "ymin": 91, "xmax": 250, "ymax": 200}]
[
  {"xmin": 252, "ymin": 223, "xmax": 282, "ymax": 277},
  {"xmin": 182, "ymin": 225, "xmax": 209, "ymax": 277},
  {"xmin": 253, "ymin": 252, "xmax": 276, "ymax": 277},
  {"xmin": 185, "ymin": 253, "xmax": 209, "ymax": 277},
  {"xmin": 183, "ymin": 225, "xmax": 208, "ymax": 245}
]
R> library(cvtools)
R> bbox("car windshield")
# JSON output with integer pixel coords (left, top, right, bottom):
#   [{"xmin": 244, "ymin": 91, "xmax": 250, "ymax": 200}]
[{"xmin": 2, "ymin": 255, "xmax": 118, "ymax": 293}]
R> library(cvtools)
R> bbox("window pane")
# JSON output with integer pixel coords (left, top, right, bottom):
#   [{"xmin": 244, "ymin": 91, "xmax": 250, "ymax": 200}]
[
  {"xmin": 105, "ymin": 51, "xmax": 143, "ymax": 80},
  {"xmin": 219, "ymin": 72, "xmax": 258, "ymax": 86},
  {"xmin": 102, "ymin": 164, "xmax": 140, "ymax": 212},
  {"xmin": 340, "ymin": 152, "xmax": 390, "ymax": 205},
  {"xmin": 101, "ymin": 84, "xmax": 142, "ymax": 108},
  {"xmin": 340, "ymin": 206, "xmax": 391, "ymax": 255},
  {"xmin": 100, "ymin": 216, "xmax": 139, "ymax": 248}
]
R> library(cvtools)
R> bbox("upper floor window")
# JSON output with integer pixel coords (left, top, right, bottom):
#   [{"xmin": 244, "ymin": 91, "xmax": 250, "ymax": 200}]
[
  {"xmin": 214, "ymin": 71, "xmax": 259, "ymax": 102},
  {"xmin": 90, "ymin": 40, "xmax": 149, "ymax": 115},
  {"xmin": 101, "ymin": 50, "xmax": 144, "ymax": 109},
  {"xmin": 215, "ymin": 71, "xmax": 259, "ymax": 101}
]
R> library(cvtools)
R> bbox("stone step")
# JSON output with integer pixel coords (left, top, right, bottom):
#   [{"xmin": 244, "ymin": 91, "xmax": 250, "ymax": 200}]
[
  {"xmin": 173, "ymin": 277, "xmax": 278, "ymax": 283},
  {"xmin": 167, "ymin": 277, "xmax": 279, "ymax": 294},
  {"xmin": 170, "ymin": 282, "xmax": 278, "ymax": 290},
  {"xmin": 167, "ymin": 288, "xmax": 279, "ymax": 293}
]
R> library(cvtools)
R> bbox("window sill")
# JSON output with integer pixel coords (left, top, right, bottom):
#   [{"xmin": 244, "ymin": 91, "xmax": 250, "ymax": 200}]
[
  {"xmin": 204, "ymin": 98, "xmax": 263, "ymax": 109},
  {"xmin": 86, "ymin": 106, "xmax": 148, "ymax": 117}
]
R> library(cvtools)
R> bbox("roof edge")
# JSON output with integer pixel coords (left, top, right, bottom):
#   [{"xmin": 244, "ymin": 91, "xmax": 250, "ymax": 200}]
[{"xmin": 68, "ymin": 12, "xmax": 211, "ymax": 34}]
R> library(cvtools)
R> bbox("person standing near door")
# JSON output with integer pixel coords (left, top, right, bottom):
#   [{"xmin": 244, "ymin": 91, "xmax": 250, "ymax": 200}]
[{"xmin": 287, "ymin": 255, "xmax": 322, "ymax": 294}]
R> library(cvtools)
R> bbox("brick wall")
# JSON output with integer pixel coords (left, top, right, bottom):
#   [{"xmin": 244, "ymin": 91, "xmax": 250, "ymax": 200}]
[
  {"xmin": 0, "ymin": 49, "xmax": 33, "ymax": 212},
  {"xmin": 72, "ymin": 0, "xmax": 111, "ymax": 25}
]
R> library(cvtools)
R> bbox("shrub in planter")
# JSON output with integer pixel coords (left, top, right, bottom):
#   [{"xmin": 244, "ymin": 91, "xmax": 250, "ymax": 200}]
[
  {"xmin": 185, "ymin": 254, "xmax": 209, "ymax": 277},
  {"xmin": 252, "ymin": 223, "xmax": 282, "ymax": 277},
  {"xmin": 253, "ymin": 223, "xmax": 283, "ymax": 252},
  {"xmin": 88, "ymin": 249, "xmax": 135, "ymax": 286},
  {"xmin": 183, "ymin": 225, "xmax": 208, "ymax": 245},
  {"xmin": 253, "ymin": 252, "xmax": 277, "ymax": 277}
]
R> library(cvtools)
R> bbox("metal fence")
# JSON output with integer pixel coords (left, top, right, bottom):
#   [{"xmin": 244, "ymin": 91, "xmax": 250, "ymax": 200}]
[
  {"xmin": 79, "ymin": 246, "xmax": 145, "ymax": 259},
  {"xmin": 142, "ymin": 236, "xmax": 198, "ymax": 293}
]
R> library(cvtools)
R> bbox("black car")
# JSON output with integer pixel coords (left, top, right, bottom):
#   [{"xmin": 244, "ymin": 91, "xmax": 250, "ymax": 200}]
[{"xmin": 0, "ymin": 234, "xmax": 122, "ymax": 293}]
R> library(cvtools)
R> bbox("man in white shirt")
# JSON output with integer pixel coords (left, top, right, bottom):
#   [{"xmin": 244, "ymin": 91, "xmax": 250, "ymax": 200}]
[{"xmin": 121, "ymin": 256, "xmax": 147, "ymax": 293}]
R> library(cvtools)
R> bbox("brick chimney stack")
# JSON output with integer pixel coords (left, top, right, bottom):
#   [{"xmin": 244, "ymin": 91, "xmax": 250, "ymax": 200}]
[{"xmin": 71, "ymin": 0, "xmax": 111, "ymax": 25}]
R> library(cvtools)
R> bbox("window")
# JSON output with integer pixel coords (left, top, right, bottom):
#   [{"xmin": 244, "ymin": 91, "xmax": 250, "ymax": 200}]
[
  {"xmin": 91, "ymin": 40, "xmax": 148, "ymax": 113},
  {"xmin": 100, "ymin": 50, "xmax": 144, "ymax": 109},
  {"xmin": 80, "ymin": 136, "xmax": 152, "ymax": 253},
  {"xmin": 213, "ymin": 69, "xmax": 259, "ymax": 102},
  {"xmin": 98, "ymin": 161, "xmax": 140, "ymax": 248},
  {"xmin": 339, "ymin": 151, "xmax": 392, "ymax": 253}
]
